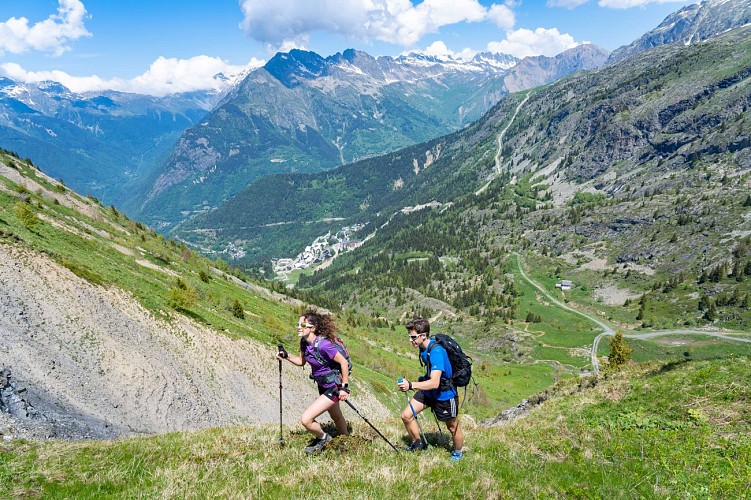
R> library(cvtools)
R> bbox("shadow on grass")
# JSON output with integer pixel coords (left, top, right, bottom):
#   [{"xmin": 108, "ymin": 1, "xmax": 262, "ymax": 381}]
[
  {"xmin": 648, "ymin": 358, "xmax": 691, "ymax": 376},
  {"xmin": 178, "ymin": 308, "xmax": 210, "ymax": 325},
  {"xmin": 397, "ymin": 423, "xmax": 453, "ymax": 450}
]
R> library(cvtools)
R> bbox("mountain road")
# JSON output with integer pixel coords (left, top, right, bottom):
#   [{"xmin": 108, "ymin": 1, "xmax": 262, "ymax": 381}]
[{"xmin": 514, "ymin": 253, "xmax": 751, "ymax": 374}]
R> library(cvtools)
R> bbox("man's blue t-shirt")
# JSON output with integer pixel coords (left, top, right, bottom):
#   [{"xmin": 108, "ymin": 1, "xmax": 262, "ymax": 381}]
[{"xmin": 420, "ymin": 339, "xmax": 457, "ymax": 401}]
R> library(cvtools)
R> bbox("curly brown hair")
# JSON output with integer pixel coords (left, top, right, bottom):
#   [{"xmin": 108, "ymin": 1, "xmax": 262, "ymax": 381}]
[{"xmin": 303, "ymin": 310, "xmax": 338, "ymax": 340}]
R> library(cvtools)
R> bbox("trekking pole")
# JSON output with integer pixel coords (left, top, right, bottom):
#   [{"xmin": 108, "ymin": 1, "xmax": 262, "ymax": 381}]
[
  {"xmin": 399, "ymin": 378, "xmax": 428, "ymax": 447},
  {"xmin": 343, "ymin": 399, "xmax": 400, "ymax": 453},
  {"xmin": 277, "ymin": 344, "xmax": 288, "ymax": 446},
  {"xmin": 432, "ymin": 412, "xmax": 444, "ymax": 437}
]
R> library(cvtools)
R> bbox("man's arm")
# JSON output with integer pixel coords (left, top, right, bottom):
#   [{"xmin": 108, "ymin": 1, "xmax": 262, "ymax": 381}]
[{"xmin": 413, "ymin": 369, "xmax": 442, "ymax": 391}]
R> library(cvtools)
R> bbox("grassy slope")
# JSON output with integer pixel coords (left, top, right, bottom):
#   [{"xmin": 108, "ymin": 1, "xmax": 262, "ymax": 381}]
[
  {"xmin": 2, "ymin": 357, "xmax": 749, "ymax": 498},
  {"xmin": 0, "ymin": 153, "xmax": 298, "ymax": 343}
]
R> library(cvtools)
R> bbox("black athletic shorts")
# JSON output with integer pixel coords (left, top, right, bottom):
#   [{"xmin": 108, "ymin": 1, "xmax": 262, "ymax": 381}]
[
  {"xmin": 318, "ymin": 385, "xmax": 340, "ymax": 402},
  {"xmin": 414, "ymin": 391, "xmax": 459, "ymax": 422}
]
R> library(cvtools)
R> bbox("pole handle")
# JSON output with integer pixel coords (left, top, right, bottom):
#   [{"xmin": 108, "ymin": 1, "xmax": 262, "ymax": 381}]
[{"xmin": 278, "ymin": 343, "xmax": 288, "ymax": 359}]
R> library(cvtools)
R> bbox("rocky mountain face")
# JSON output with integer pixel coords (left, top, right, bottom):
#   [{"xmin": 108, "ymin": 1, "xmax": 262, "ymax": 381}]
[
  {"xmin": 135, "ymin": 49, "xmax": 516, "ymax": 228},
  {"xmin": 504, "ymin": 44, "xmax": 609, "ymax": 93},
  {"xmin": 136, "ymin": 45, "xmax": 608, "ymax": 229},
  {"xmin": 0, "ymin": 78, "xmax": 218, "ymax": 209},
  {"xmin": 608, "ymin": 0, "xmax": 751, "ymax": 64},
  {"xmin": 0, "ymin": 246, "xmax": 325, "ymax": 439}
]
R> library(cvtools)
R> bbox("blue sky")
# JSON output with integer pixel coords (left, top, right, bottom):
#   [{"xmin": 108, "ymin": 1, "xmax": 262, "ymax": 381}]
[{"xmin": 0, "ymin": 0, "xmax": 696, "ymax": 96}]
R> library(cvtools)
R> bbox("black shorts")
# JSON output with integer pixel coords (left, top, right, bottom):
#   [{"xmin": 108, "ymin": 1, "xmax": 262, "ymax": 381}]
[
  {"xmin": 318, "ymin": 385, "xmax": 340, "ymax": 402},
  {"xmin": 414, "ymin": 391, "xmax": 459, "ymax": 422}
]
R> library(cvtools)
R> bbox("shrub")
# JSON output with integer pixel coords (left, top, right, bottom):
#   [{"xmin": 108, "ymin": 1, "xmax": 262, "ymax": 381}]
[
  {"xmin": 231, "ymin": 299, "xmax": 245, "ymax": 319},
  {"xmin": 167, "ymin": 278, "xmax": 198, "ymax": 310},
  {"xmin": 14, "ymin": 201, "xmax": 38, "ymax": 228}
]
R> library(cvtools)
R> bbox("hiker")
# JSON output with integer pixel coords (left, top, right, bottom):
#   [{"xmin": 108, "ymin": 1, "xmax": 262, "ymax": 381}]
[
  {"xmin": 397, "ymin": 317, "xmax": 464, "ymax": 461},
  {"xmin": 277, "ymin": 310, "xmax": 350, "ymax": 454}
]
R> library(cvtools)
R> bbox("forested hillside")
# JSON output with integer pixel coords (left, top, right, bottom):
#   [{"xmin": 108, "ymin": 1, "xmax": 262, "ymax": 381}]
[{"xmin": 295, "ymin": 26, "xmax": 751, "ymax": 340}]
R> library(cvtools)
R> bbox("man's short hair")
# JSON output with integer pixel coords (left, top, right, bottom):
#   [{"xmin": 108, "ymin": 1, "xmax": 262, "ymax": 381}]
[{"xmin": 405, "ymin": 316, "xmax": 430, "ymax": 335}]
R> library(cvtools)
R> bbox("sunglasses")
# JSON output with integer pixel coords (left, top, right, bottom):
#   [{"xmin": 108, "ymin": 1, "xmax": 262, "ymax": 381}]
[
  {"xmin": 297, "ymin": 323, "xmax": 314, "ymax": 329},
  {"xmin": 408, "ymin": 334, "xmax": 422, "ymax": 340}
]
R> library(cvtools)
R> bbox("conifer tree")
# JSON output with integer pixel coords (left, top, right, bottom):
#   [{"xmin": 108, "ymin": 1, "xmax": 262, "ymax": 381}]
[
  {"xmin": 607, "ymin": 331, "xmax": 633, "ymax": 372},
  {"xmin": 232, "ymin": 299, "xmax": 245, "ymax": 319},
  {"xmin": 703, "ymin": 302, "xmax": 717, "ymax": 321}
]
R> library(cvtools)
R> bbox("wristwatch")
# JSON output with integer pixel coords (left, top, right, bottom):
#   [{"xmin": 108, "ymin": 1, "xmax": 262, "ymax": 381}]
[{"xmin": 340, "ymin": 383, "xmax": 350, "ymax": 393}]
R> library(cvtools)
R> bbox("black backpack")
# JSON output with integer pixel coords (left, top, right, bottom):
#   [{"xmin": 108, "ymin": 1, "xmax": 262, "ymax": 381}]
[{"xmin": 422, "ymin": 333, "xmax": 473, "ymax": 388}]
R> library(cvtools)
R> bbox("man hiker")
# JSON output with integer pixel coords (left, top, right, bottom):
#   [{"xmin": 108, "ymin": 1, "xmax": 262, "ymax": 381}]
[{"xmin": 397, "ymin": 317, "xmax": 464, "ymax": 461}]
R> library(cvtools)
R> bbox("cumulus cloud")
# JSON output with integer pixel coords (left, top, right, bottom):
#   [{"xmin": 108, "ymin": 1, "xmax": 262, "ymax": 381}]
[
  {"xmin": 0, "ymin": 0, "xmax": 90, "ymax": 56},
  {"xmin": 486, "ymin": 27, "xmax": 580, "ymax": 58},
  {"xmin": 487, "ymin": 4, "xmax": 516, "ymax": 29},
  {"xmin": 420, "ymin": 40, "xmax": 477, "ymax": 60},
  {"xmin": 240, "ymin": 0, "xmax": 503, "ymax": 50},
  {"xmin": 598, "ymin": 0, "xmax": 689, "ymax": 7},
  {"xmin": 1, "ymin": 56, "xmax": 264, "ymax": 96}
]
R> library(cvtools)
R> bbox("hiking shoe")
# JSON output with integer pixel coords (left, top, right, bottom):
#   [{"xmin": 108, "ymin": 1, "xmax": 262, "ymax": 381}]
[
  {"xmin": 450, "ymin": 450, "xmax": 464, "ymax": 462},
  {"xmin": 304, "ymin": 433, "xmax": 331, "ymax": 454},
  {"xmin": 405, "ymin": 440, "xmax": 427, "ymax": 452}
]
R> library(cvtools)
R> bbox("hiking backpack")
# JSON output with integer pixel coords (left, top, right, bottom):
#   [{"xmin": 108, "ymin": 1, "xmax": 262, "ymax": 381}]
[
  {"xmin": 306, "ymin": 335, "xmax": 352, "ymax": 384},
  {"xmin": 422, "ymin": 333, "xmax": 473, "ymax": 389}
]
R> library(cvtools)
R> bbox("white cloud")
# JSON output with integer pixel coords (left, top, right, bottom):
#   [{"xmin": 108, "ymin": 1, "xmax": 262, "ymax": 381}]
[
  {"xmin": 421, "ymin": 40, "xmax": 477, "ymax": 60},
  {"xmin": 598, "ymin": 0, "xmax": 690, "ymax": 7},
  {"xmin": 1, "ymin": 56, "xmax": 264, "ymax": 96},
  {"xmin": 0, "ymin": 0, "xmax": 90, "ymax": 56},
  {"xmin": 239, "ymin": 0, "xmax": 506, "ymax": 50},
  {"xmin": 487, "ymin": 27, "xmax": 579, "ymax": 58},
  {"xmin": 487, "ymin": 4, "xmax": 516, "ymax": 29}
]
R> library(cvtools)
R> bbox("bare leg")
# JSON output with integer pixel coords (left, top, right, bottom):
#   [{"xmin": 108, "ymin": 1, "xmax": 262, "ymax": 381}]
[
  {"xmin": 400, "ymin": 398, "xmax": 427, "ymax": 443},
  {"xmin": 327, "ymin": 402, "xmax": 349, "ymax": 436},
  {"xmin": 445, "ymin": 416, "xmax": 463, "ymax": 451},
  {"xmin": 300, "ymin": 394, "xmax": 336, "ymax": 438}
]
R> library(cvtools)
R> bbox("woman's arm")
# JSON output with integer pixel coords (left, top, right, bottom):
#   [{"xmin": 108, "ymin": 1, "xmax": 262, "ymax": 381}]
[
  {"xmin": 277, "ymin": 350, "xmax": 306, "ymax": 367},
  {"xmin": 331, "ymin": 351, "xmax": 350, "ymax": 400},
  {"xmin": 331, "ymin": 351, "xmax": 349, "ymax": 385}
]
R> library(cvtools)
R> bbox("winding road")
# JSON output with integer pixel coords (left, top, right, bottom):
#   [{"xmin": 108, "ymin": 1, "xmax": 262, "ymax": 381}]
[
  {"xmin": 475, "ymin": 91, "xmax": 531, "ymax": 196},
  {"xmin": 515, "ymin": 254, "xmax": 751, "ymax": 374}
]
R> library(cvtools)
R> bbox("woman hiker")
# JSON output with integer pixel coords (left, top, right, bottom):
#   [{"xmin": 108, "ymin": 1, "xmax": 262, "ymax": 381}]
[{"xmin": 277, "ymin": 310, "xmax": 350, "ymax": 454}]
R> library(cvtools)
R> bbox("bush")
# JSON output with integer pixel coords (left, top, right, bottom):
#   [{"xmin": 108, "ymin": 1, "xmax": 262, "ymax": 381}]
[
  {"xmin": 167, "ymin": 278, "xmax": 198, "ymax": 310},
  {"xmin": 231, "ymin": 299, "xmax": 245, "ymax": 319},
  {"xmin": 14, "ymin": 201, "xmax": 38, "ymax": 228}
]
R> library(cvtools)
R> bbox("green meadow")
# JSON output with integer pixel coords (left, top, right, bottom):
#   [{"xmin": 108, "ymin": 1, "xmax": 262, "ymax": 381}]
[{"xmin": 2, "ymin": 357, "xmax": 749, "ymax": 498}]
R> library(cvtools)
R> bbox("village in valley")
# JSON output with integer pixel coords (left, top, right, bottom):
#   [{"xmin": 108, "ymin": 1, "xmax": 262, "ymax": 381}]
[{"xmin": 272, "ymin": 224, "xmax": 365, "ymax": 279}]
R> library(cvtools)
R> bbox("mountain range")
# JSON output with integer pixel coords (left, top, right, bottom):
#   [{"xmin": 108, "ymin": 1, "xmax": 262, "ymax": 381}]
[
  {"xmin": 608, "ymin": 0, "xmax": 751, "ymax": 64},
  {"xmin": 173, "ymin": 0, "xmax": 751, "ymax": 270},
  {"xmin": 132, "ymin": 45, "xmax": 608, "ymax": 228},
  {"xmin": 0, "ymin": 78, "xmax": 222, "ymax": 207},
  {"xmin": 169, "ymin": 0, "xmax": 751, "ymax": 338}
]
